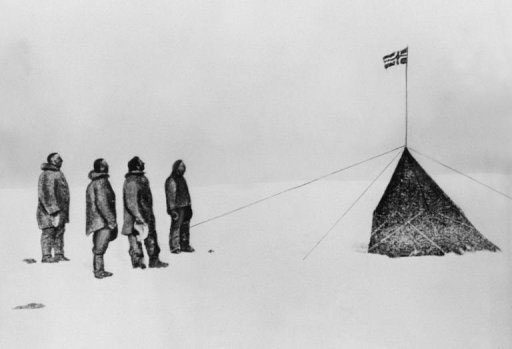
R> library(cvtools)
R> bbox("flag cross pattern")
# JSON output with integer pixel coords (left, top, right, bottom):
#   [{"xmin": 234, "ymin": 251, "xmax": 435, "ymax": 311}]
[{"xmin": 383, "ymin": 47, "xmax": 408, "ymax": 69}]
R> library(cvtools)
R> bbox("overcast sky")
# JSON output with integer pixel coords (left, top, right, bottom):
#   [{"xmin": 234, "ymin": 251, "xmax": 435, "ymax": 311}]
[{"xmin": 1, "ymin": 0, "xmax": 511, "ymax": 188}]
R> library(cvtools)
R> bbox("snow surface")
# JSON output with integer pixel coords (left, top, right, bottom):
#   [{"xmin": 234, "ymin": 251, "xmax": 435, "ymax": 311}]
[{"xmin": 1, "ymin": 169, "xmax": 511, "ymax": 348}]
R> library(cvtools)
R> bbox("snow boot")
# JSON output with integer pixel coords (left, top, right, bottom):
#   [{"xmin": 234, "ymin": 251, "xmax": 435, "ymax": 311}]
[
  {"xmin": 131, "ymin": 259, "xmax": 146, "ymax": 269},
  {"xmin": 41, "ymin": 255, "xmax": 57, "ymax": 263},
  {"xmin": 94, "ymin": 271, "xmax": 113, "ymax": 279},
  {"xmin": 98, "ymin": 271, "xmax": 113, "ymax": 278},
  {"xmin": 54, "ymin": 254, "xmax": 70, "ymax": 262},
  {"xmin": 181, "ymin": 245, "xmax": 195, "ymax": 253},
  {"xmin": 149, "ymin": 258, "xmax": 169, "ymax": 268}
]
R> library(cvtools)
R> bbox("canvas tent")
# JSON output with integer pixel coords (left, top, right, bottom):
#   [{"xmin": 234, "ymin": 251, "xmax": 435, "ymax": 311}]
[{"xmin": 368, "ymin": 147, "xmax": 500, "ymax": 257}]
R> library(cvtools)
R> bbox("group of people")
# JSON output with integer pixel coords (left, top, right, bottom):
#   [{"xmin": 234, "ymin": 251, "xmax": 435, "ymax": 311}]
[{"xmin": 36, "ymin": 152, "xmax": 194, "ymax": 279}]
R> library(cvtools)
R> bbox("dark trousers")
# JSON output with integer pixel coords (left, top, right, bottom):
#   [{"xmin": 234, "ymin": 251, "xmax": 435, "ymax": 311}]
[
  {"xmin": 127, "ymin": 230, "xmax": 161, "ymax": 267},
  {"xmin": 92, "ymin": 228, "xmax": 112, "ymax": 274},
  {"xmin": 41, "ymin": 225, "xmax": 65, "ymax": 258},
  {"xmin": 169, "ymin": 206, "xmax": 192, "ymax": 251}
]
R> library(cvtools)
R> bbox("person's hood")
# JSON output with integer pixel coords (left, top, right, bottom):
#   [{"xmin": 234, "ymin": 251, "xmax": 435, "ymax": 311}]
[
  {"xmin": 41, "ymin": 163, "xmax": 60, "ymax": 171},
  {"xmin": 88, "ymin": 171, "xmax": 109, "ymax": 180},
  {"xmin": 125, "ymin": 170, "xmax": 145, "ymax": 178},
  {"xmin": 170, "ymin": 160, "xmax": 184, "ymax": 178}
]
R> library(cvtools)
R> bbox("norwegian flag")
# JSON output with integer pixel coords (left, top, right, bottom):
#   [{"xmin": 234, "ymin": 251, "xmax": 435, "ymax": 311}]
[{"xmin": 383, "ymin": 47, "xmax": 408, "ymax": 69}]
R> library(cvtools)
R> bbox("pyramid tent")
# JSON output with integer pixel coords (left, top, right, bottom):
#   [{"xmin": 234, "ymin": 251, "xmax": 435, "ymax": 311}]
[{"xmin": 368, "ymin": 148, "xmax": 500, "ymax": 257}]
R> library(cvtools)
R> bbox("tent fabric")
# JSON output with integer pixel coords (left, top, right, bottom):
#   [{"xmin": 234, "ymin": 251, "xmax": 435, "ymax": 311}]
[{"xmin": 368, "ymin": 148, "xmax": 499, "ymax": 257}]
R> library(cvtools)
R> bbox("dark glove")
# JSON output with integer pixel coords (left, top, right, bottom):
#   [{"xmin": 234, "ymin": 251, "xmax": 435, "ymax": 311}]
[
  {"xmin": 184, "ymin": 206, "xmax": 193, "ymax": 221},
  {"xmin": 109, "ymin": 226, "xmax": 118, "ymax": 241}
]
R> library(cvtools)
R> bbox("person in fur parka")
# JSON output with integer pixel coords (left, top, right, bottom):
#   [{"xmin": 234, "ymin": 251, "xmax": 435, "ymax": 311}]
[
  {"xmin": 37, "ymin": 152, "xmax": 70, "ymax": 263},
  {"xmin": 122, "ymin": 156, "xmax": 168, "ymax": 269},
  {"xmin": 165, "ymin": 159, "xmax": 194, "ymax": 254},
  {"xmin": 86, "ymin": 158, "xmax": 117, "ymax": 279}
]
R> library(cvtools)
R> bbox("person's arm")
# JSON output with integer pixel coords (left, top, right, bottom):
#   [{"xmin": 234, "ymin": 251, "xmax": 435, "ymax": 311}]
[
  {"xmin": 165, "ymin": 179, "xmax": 177, "ymax": 214},
  {"xmin": 39, "ymin": 173, "xmax": 60, "ymax": 215},
  {"xmin": 125, "ymin": 181, "xmax": 144, "ymax": 223},
  {"xmin": 95, "ymin": 183, "xmax": 116, "ymax": 229}
]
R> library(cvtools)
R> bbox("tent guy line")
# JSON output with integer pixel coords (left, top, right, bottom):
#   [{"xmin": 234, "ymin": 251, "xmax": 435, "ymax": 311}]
[
  {"xmin": 409, "ymin": 147, "xmax": 512, "ymax": 201},
  {"xmin": 302, "ymin": 149, "xmax": 402, "ymax": 261},
  {"xmin": 191, "ymin": 145, "xmax": 405, "ymax": 228}
]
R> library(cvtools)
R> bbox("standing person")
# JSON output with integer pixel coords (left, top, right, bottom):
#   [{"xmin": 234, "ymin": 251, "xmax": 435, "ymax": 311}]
[
  {"xmin": 121, "ymin": 156, "xmax": 168, "ymax": 269},
  {"xmin": 86, "ymin": 159, "xmax": 117, "ymax": 279},
  {"xmin": 37, "ymin": 153, "xmax": 70, "ymax": 263},
  {"xmin": 165, "ymin": 160, "xmax": 195, "ymax": 254}
]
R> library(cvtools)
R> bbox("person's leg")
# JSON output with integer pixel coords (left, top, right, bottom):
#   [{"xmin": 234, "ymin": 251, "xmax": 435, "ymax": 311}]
[
  {"xmin": 92, "ymin": 230, "xmax": 104, "ymax": 276},
  {"xmin": 180, "ymin": 206, "xmax": 194, "ymax": 252},
  {"xmin": 179, "ymin": 222, "xmax": 194, "ymax": 252},
  {"xmin": 144, "ymin": 233, "xmax": 158, "ymax": 257},
  {"xmin": 53, "ymin": 225, "xmax": 70, "ymax": 261},
  {"xmin": 169, "ymin": 208, "xmax": 184, "ymax": 253},
  {"xmin": 145, "ymin": 231, "xmax": 168, "ymax": 268},
  {"xmin": 128, "ymin": 233, "xmax": 145, "ymax": 269},
  {"xmin": 41, "ymin": 228, "xmax": 56, "ymax": 263},
  {"xmin": 93, "ymin": 228, "xmax": 112, "ymax": 278}
]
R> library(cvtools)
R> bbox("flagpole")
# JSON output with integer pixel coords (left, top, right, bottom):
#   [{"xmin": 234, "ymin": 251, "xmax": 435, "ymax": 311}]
[{"xmin": 405, "ymin": 46, "xmax": 408, "ymax": 147}]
